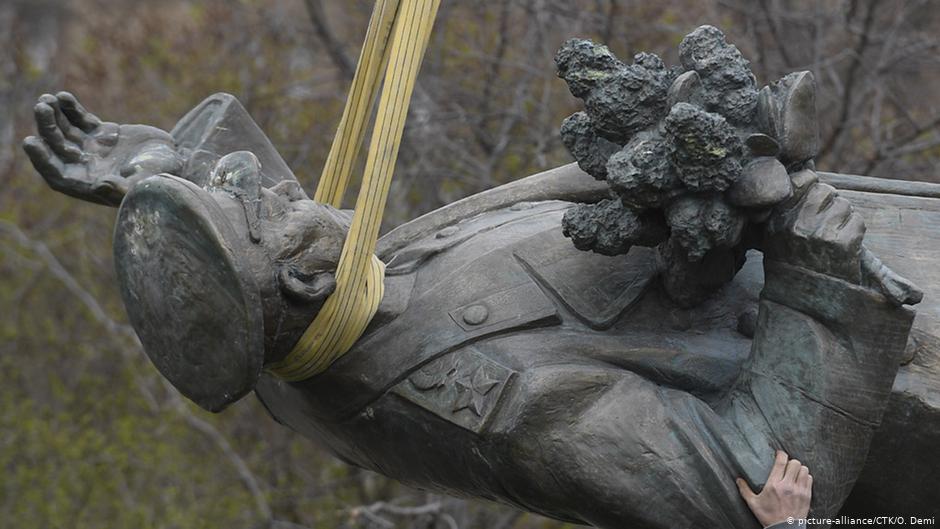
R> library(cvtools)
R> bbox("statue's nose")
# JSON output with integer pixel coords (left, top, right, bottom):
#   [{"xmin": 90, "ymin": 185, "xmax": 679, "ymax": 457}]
[
  {"xmin": 208, "ymin": 151, "xmax": 262, "ymax": 189},
  {"xmin": 207, "ymin": 151, "xmax": 264, "ymax": 243}
]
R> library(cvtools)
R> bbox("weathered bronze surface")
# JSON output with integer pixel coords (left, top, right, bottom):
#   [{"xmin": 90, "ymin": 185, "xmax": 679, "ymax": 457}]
[{"xmin": 21, "ymin": 25, "xmax": 938, "ymax": 529}]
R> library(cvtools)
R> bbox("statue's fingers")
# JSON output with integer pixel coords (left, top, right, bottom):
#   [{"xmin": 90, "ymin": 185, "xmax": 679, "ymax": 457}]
[
  {"xmin": 813, "ymin": 195, "xmax": 861, "ymax": 245},
  {"xmin": 23, "ymin": 136, "xmax": 66, "ymax": 186},
  {"xmin": 786, "ymin": 183, "xmax": 828, "ymax": 234},
  {"xmin": 788, "ymin": 169, "xmax": 818, "ymax": 206},
  {"xmin": 35, "ymin": 102, "xmax": 83, "ymax": 163},
  {"xmin": 94, "ymin": 174, "xmax": 130, "ymax": 202},
  {"xmin": 861, "ymin": 247, "xmax": 924, "ymax": 306},
  {"xmin": 880, "ymin": 269, "xmax": 924, "ymax": 306},
  {"xmin": 39, "ymin": 93, "xmax": 85, "ymax": 144},
  {"xmin": 57, "ymin": 91, "xmax": 102, "ymax": 132}
]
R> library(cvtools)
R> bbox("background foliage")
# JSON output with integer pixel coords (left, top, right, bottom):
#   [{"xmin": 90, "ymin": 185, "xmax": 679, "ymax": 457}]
[{"xmin": 1, "ymin": 1, "xmax": 938, "ymax": 528}]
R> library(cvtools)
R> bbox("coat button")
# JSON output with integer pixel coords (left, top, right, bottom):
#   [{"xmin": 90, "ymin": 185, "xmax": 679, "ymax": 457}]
[{"xmin": 462, "ymin": 304, "xmax": 489, "ymax": 325}]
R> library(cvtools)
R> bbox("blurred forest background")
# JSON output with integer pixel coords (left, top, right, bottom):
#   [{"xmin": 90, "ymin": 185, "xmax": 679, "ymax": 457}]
[{"xmin": 1, "ymin": 0, "xmax": 939, "ymax": 528}]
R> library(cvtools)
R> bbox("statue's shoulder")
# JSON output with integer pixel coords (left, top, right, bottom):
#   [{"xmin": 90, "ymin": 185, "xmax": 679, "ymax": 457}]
[
  {"xmin": 377, "ymin": 164, "xmax": 607, "ymax": 259},
  {"xmin": 381, "ymin": 199, "xmax": 573, "ymax": 276},
  {"xmin": 382, "ymin": 193, "xmax": 658, "ymax": 331}
]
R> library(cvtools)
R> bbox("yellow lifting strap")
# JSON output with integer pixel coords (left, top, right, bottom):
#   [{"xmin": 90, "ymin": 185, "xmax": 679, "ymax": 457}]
[{"xmin": 268, "ymin": 0, "xmax": 441, "ymax": 381}]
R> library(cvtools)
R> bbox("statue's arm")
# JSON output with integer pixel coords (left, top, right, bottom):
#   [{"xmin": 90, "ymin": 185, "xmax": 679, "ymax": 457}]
[
  {"xmin": 721, "ymin": 173, "xmax": 917, "ymax": 517},
  {"xmin": 493, "ymin": 173, "xmax": 914, "ymax": 528},
  {"xmin": 495, "ymin": 363, "xmax": 768, "ymax": 528},
  {"xmin": 496, "ymin": 277, "xmax": 909, "ymax": 527},
  {"xmin": 23, "ymin": 92, "xmax": 185, "ymax": 207}
]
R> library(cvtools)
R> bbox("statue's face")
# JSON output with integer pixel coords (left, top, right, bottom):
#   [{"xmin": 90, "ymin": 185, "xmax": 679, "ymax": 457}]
[
  {"xmin": 201, "ymin": 151, "xmax": 352, "ymax": 363},
  {"xmin": 255, "ymin": 183, "xmax": 350, "ymax": 302},
  {"xmin": 113, "ymin": 153, "xmax": 351, "ymax": 411}
]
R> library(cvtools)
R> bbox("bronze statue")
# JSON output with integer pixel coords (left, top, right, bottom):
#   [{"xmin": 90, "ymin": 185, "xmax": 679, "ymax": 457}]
[{"xmin": 22, "ymin": 25, "xmax": 939, "ymax": 528}]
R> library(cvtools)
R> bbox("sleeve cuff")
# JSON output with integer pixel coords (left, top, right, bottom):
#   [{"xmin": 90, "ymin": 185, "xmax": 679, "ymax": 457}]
[{"xmin": 761, "ymin": 260, "xmax": 911, "ymax": 326}]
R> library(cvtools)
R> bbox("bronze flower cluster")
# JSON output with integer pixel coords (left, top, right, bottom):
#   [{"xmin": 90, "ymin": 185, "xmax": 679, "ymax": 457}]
[{"xmin": 558, "ymin": 25, "xmax": 817, "ymax": 266}]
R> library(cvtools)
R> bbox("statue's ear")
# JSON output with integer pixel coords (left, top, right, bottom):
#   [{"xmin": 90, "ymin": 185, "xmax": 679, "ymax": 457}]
[
  {"xmin": 277, "ymin": 265, "xmax": 336, "ymax": 304},
  {"xmin": 270, "ymin": 180, "xmax": 309, "ymax": 202}
]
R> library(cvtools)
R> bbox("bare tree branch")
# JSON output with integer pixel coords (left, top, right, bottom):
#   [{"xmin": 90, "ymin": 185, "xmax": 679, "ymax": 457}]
[
  {"xmin": 0, "ymin": 219, "xmax": 274, "ymax": 524},
  {"xmin": 819, "ymin": 0, "xmax": 879, "ymax": 161},
  {"xmin": 304, "ymin": 0, "xmax": 355, "ymax": 81}
]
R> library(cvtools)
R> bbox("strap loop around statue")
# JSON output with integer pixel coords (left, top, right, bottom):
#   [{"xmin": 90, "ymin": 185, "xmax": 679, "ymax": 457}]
[
  {"xmin": 314, "ymin": 0, "xmax": 400, "ymax": 208},
  {"xmin": 268, "ymin": 0, "xmax": 441, "ymax": 381}
]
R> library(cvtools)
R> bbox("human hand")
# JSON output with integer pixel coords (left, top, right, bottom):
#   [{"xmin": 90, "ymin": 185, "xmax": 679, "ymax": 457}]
[
  {"xmin": 736, "ymin": 450, "xmax": 811, "ymax": 528},
  {"xmin": 23, "ymin": 92, "xmax": 182, "ymax": 206}
]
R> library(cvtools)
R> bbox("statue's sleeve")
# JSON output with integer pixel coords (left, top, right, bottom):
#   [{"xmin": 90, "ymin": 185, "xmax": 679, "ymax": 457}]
[
  {"xmin": 491, "ymin": 261, "xmax": 913, "ymax": 529},
  {"xmin": 722, "ymin": 260, "xmax": 915, "ymax": 517}
]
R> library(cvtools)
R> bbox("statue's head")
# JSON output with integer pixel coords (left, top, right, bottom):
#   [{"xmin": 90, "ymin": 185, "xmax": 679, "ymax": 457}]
[{"xmin": 113, "ymin": 151, "xmax": 346, "ymax": 411}]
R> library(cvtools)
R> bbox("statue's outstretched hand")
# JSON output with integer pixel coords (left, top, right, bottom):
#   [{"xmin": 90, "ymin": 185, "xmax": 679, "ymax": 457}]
[{"xmin": 23, "ymin": 92, "xmax": 182, "ymax": 207}]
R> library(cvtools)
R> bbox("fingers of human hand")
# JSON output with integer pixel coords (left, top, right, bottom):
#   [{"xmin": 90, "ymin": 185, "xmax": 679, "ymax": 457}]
[
  {"xmin": 784, "ymin": 459, "xmax": 803, "ymax": 483},
  {"xmin": 57, "ymin": 91, "xmax": 102, "ymax": 132},
  {"xmin": 798, "ymin": 465, "xmax": 809, "ymax": 485},
  {"xmin": 35, "ymin": 102, "xmax": 83, "ymax": 163},
  {"xmin": 23, "ymin": 135, "xmax": 65, "ymax": 185},
  {"xmin": 768, "ymin": 450, "xmax": 789, "ymax": 482},
  {"xmin": 39, "ymin": 93, "xmax": 85, "ymax": 144},
  {"xmin": 772, "ymin": 183, "xmax": 864, "ymax": 277},
  {"xmin": 796, "ymin": 470, "xmax": 812, "ymax": 514},
  {"xmin": 736, "ymin": 478, "xmax": 758, "ymax": 504}
]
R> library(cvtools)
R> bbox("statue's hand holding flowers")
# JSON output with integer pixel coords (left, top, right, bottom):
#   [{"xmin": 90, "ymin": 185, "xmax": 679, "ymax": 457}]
[{"xmin": 556, "ymin": 26, "xmax": 920, "ymax": 307}]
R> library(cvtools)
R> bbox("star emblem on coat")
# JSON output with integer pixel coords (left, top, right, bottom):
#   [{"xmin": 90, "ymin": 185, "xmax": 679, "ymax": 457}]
[
  {"xmin": 452, "ymin": 365, "xmax": 501, "ymax": 416},
  {"xmin": 393, "ymin": 347, "xmax": 516, "ymax": 433}
]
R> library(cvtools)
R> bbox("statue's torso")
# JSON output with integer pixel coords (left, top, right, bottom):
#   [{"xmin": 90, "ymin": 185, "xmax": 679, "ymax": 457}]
[
  {"xmin": 255, "ymin": 183, "xmax": 940, "ymax": 518},
  {"xmin": 254, "ymin": 199, "xmax": 762, "ymax": 498}
]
